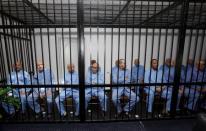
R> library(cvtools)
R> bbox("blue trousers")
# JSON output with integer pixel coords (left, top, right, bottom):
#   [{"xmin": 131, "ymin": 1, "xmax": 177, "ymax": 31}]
[
  {"xmin": 2, "ymin": 93, "xmax": 28, "ymax": 114},
  {"xmin": 2, "ymin": 102, "xmax": 15, "ymax": 114},
  {"xmin": 144, "ymin": 87, "xmax": 175, "ymax": 113},
  {"xmin": 184, "ymin": 88, "xmax": 201, "ymax": 110},
  {"xmin": 85, "ymin": 88, "xmax": 108, "ymax": 111},
  {"xmin": 27, "ymin": 90, "xmax": 53, "ymax": 114},
  {"xmin": 112, "ymin": 87, "xmax": 139, "ymax": 113},
  {"xmin": 55, "ymin": 88, "xmax": 79, "ymax": 116}
]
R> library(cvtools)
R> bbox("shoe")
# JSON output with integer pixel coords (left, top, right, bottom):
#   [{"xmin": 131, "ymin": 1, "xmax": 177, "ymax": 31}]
[
  {"xmin": 125, "ymin": 112, "xmax": 132, "ymax": 118},
  {"xmin": 114, "ymin": 111, "xmax": 122, "ymax": 118},
  {"xmin": 135, "ymin": 114, "xmax": 139, "ymax": 119},
  {"xmin": 35, "ymin": 113, "xmax": 42, "ymax": 119},
  {"xmin": 62, "ymin": 112, "xmax": 67, "ymax": 117},
  {"xmin": 101, "ymin": 111, "xmax": 106, "ymax": 117}
]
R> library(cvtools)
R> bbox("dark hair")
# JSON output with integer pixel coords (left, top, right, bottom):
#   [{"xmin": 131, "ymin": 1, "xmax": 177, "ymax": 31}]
[
  {"xmin": 151, "ymin": 59, "xmax": 158, "ymax": 65},
  {"xmin": 90, "ymin": 60, "xmax": 96, "ymax": 65}
]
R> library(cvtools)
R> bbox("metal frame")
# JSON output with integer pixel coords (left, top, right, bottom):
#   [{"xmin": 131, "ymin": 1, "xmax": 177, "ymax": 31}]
[{"xmin": 0, "ymin": 0, "xmax": 206, "ymax": 123}]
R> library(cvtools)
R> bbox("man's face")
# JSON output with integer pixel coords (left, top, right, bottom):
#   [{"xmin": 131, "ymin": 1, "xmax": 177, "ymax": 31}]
[
  {"xmin": 197, "ymin": 61, "xmax": 205, "ymax": 71},
  {"xmin": 134, "ymin": 59, "xmax": 140, "ymax": 66},
  {"xmin": 91, "ymin": 63, "xmax": 98, "ymax": 74},
  {"xmin": 119, "ymin": 60, "xmax": 126, "ymax": 70},
  {"xmin": 14, "ymin": 62, "xmax": 22, "ymax": 71},
  {"xmin": 165, "ymin": 59, "xmax": 172, "ymax": 67},
  {"xmin": 152, "ymin": 60, "xmax": 158, "ymax": 70},
  {"xmin": 37, "ymin": 63, "xmax": 44, "ymax": 72},
  {"xmin": 188, "ymin": 59, "xmax": 194, "ymax": 66},
  {"xmin": 67, "ymin": 64, "xmax": 75, "ymax": 73}
]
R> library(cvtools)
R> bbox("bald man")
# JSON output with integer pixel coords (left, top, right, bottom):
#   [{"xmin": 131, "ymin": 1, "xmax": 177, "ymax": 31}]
[
  {"xmin": 183, "ymin": 60, "xmax": 206, "ymax": 111},
  {"xmin": 27, "ymin": 61, "xmax": 55, "ymax": 117},
  {"xmin": 55, "ymin": 64, "xmax": 79, "ymax": 117},
  {"xmin": 2, "ymin": 61, "xmax": 31, "ymax": 115}
]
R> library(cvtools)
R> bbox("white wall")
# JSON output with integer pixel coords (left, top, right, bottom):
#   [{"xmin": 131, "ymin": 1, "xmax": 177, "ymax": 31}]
[
  {"xmin": 1, "ymin": 27, "xmax": 205, "ymax": 83},
  {"xmin": 32, "ymin": 28, "xmax": 206, "ymax": 84}
]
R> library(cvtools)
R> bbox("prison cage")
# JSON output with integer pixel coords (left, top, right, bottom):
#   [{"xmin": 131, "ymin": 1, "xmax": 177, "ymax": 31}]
[{"xmin": 0, "ymin": 0, "xmax": 206, "ymax": 123}]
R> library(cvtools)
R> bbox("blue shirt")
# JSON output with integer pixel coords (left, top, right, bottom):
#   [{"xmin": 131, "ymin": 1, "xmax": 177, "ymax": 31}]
[
  {"xmin": 131, "ymin": 65, "xmax": 144, "ymax": 83},
  {"xmin": 184, "ymin": 67, "xmax": 206, "ymax": 90},
  {"xmin": 7, "ymin": 70, "xmax": 31, "ymax": 95},
  {"xmin": 33, "ymin": 68, "xmax": 55, "ymax": 93},
  {"xmin": 112, "ymin": 68, "xmax": 131, "ymax": 84},
  {"xmin": 62, "ymin": 71, "xmax": 79, "ymax": 84},
  {"xmin": 144, "ymin": 68, "xmax": 162, "ymax": 91},
  {"xmin": 33, "ymin": 68, "xmax": 55, "ymax": 85},
  {"xmin": 162, "ymin": 66, "xmax": 185, "ymax": 83},
  {"xmin": 86, "ymin": 70, "xmax": 104, "ymax": 84}
]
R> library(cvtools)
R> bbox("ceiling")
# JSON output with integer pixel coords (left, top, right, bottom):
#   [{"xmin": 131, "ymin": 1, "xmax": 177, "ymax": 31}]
[{"xmin": 0, "ymin": 0, "xmax": 206, "ymax": 28}]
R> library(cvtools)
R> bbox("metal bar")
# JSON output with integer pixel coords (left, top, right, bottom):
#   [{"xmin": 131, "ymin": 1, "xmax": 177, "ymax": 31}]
[
  {"xmin": 0, "ymin": 10, "xmax": 26, "ymax": 24},
  {"xmin": 0, "ymin": 32, "xmax": 30, "ymax": 41},
  {"xmin": 77, "ymin": 0, "xmax": 85, "ymax": 122},
  {"xmin": 171, "ymin": 0, "xmax": 189, "ymax": 117},
  {"xmin": 22, "ymin": 0, "xmax": 54, "ymax": 24},
  {"xmin": 110, "ymin": 0, "xmax": 132, "ymax": 24},
  {"xmin": 137, "ymin": 2, "xmax": 182, "ymax": 26}
]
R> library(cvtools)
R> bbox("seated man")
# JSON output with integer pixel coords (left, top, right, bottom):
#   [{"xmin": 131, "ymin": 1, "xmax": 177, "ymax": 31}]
[
  {"xmin": 2, "ymin": 61, "xmax": 31, "ymax": 115},
  {"xmin": 183, "ymin": 60, "xmax": 206, "ymax": 111},
  {"xmin": 182, "ymin": 58, "xmax": 194, "ymax": 72},
  {"xmin": 131, "ymin": 58, "xmax": 144, "ymax": 94},
  {"xmin": 112, "ymin": 59, "xmax": 139, "ymax": 115},
  {"xmin": 144, "ymin": 59, "xmax": 175, "ymax": 114},
  {"xmin": 55, "ymin": 64, "xmax": 79, "ymax": 117},
  {"xmin": 85, "ymin": 61, "xmax": 108, "ymax": 113},
  {"xmin": 27, "ymin": 61, "xmax": 55, "ymax": 117},
  {"xmin": 112, "ymin": 59, "xmax": 119, "ymax": 74},
  {"xmin": 160, "ymin": 59, "xmax": 184, "ymax": 112}
]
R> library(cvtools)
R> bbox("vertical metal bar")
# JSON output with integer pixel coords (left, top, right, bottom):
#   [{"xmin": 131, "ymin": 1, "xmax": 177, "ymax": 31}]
[
  {"xmin": 182, "ymin": 2, "xmax": 196, "ymax": 106},
  {"xmin": 149, "ymin": 0, "xmax": 157, "ymax": 118},
  {"xmin": 171, "ymin": 0, "xmax": 189, "ymax": 117},
  {"xmin": 123, "ymin": 0, "xmax": 130, "ymax": 120},
  {"xmin": 110, "ymin": 0, "xmax": 114, "ymax": 120},
  {"xmin": 191, "ymin": 1, "xmax": 204, "ymax": 110},
  {"xmin": 68, "ymin": 0, "xmax": 75, "ymax": 120},
  {"xmin": 103, "ymin": 0, "xmax": 107, "ymax": 119},
  {"xmin": 117, "ymin": 0, "xmax": 121, "ymax": 120},
  {"xmin": 59, "ymin": 0, "xmax": 64, "ymax": 120},
  {"xmin": 144, "ymin": 0, "xmax": 150, "ymax": 118},
  {"xmin": 53, "ymin": 0, "xmax": 59, "ymax": 120},
  {"xmin": 45, "ymin": 0, "xmax": 52, "ymax": 120},
  {"xmin": 159, "ymin": 1, "xmax": 170, "ymax": 117},
  {"xmin": 21, "ymin": 0, "xmax": 30, "ymax": 120},
  {"xmin": 28, "ymin": 28, "xmax": 36, "ymax": 120},
  {"xmin": 154, "ymin": 1, "xmax": 163, "ymax": 118},
  {"xmin": 138, "ymin": 0, "xmax": 144, "ymax": 118},
  {"xmin": 30, "ymin": 0, "xmax": 39, "ymax": 120},
  {"xmin": 88, "ymin": 0, "xmax": 93, "ymax": 121},
  {"xmin": 36, "ymin": 0, "xmax": 48, "ymax": 120},
  {"xmin": 77, "ymin": 0, "xmax": 85, "ymax": 122},
  {"xmin": 7, "ymin": 0, "xmax": 20, "ymax": 121},
  {"xmin": 96, "ymin": 0, "xmax": 100, "ymax": 120}
]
